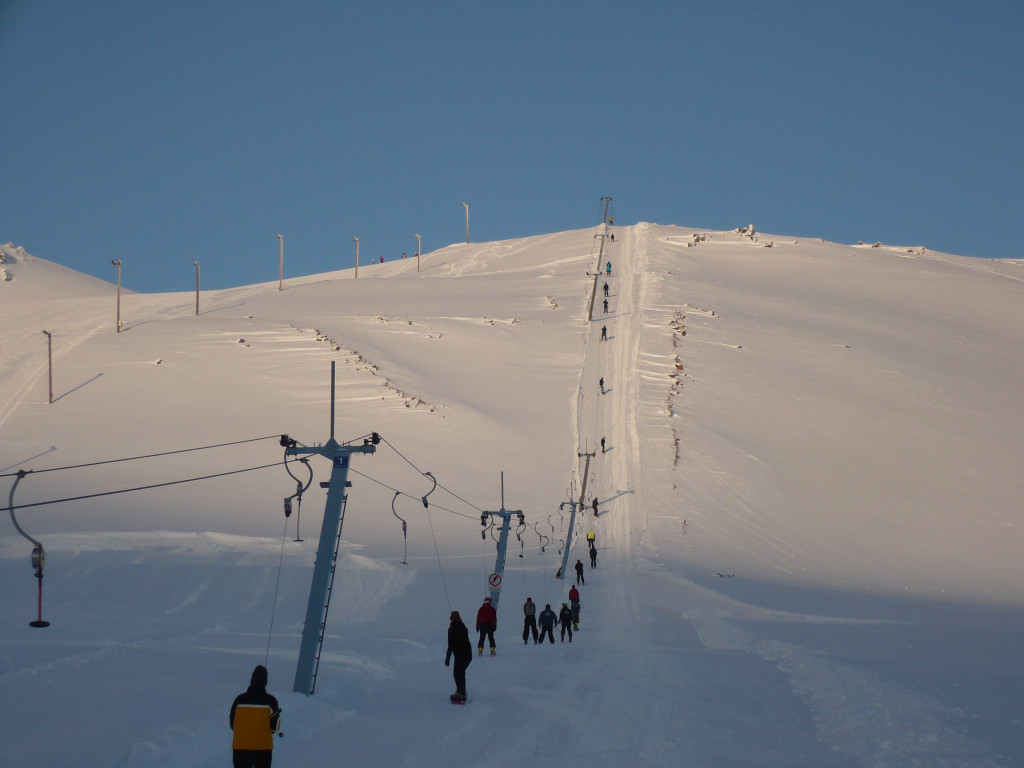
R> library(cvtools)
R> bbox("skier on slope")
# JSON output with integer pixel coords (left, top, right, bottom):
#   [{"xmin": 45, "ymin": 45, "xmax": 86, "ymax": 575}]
[
  {"xmin": 605, "ymin": 261, "xmax": 611, "ymax": 275},
  {"xmin": 538, "ymin": 603, "xmax": 557, "ymax": 644},
  {"xmin": 589, "ymin": 544, "xmax": 598, "ymax": 569},
  {"xmin": 559, "ymin": 602, "xmax": 574, "ymax": 642},
  {"xmin": 522, "ymin": 597, "xmax": 539, "ymax": 644},
  {"xmin": 569, "ymin": 584, "xmax": 581, "ymax": 630},
  {"xmin": 445, "ymin": 610, "xmax": 473, "ymax": 702},
  {"xmin": 601, "ymin": 325, "xmax": 607, "ymax": 341},
  {"xmin": 603, "ymin": 282, "xmax": 609, "ymax": 297},
  {"xmin": 591, "ymin": 498, "xmax": 599, "ymax": 517},
  {"xmin": 230, "ymin": 665, "xmax": 280, "ymax": 768},
  {"xmin": 574, "ymin": 559, "xmax": 585, "ymax": 585},
  {"xmin": 476, "ymin": 597, "xmax": 497, "ymax": 655}
]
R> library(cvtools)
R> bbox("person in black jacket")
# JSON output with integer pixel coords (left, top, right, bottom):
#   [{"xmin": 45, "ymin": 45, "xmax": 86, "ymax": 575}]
[
  {"xmin": 229, "ymin": 665, "xmax": 280, "ymax": 768},
  {"xmin": 538, "ymin": 603, "xmax": 557, "ymax": 644},
  {"xmin": 559, "ymin": 603, "xmax": 574, "ymax": 642},
  {"xmin": 574, "ymin": 559, "xmax": 585, "ymax": 585},
  {"xmin": 445, "ymin": 611, "xmax": 473, "ymax": 702}
]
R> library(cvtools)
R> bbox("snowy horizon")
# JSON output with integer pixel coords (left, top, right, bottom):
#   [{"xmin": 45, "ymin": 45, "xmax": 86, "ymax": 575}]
[{"xmin": 2, "ymin": 224, "xmax": 1023, "ymax": 767}]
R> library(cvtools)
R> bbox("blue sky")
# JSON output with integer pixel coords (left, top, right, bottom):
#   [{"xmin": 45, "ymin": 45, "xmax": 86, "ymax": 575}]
[{"xmin": 2, "ymin": 0, "xmax": 1022, "ymax": 293}]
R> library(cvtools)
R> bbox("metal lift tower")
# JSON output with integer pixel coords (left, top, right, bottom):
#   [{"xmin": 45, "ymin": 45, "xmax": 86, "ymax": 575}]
[
  {"xmin": 480, "ymin": 475, "xmax": 524, "ymax": 608},
  {"xmin": 286, "ymin": 362, "xmax": 378, "ymax": 695}
]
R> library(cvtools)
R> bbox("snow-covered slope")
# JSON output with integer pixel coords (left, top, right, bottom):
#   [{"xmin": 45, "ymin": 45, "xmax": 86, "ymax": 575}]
[{"xmin": 2, "ymin": 227, "xmax": 1022, "ymax": 767}]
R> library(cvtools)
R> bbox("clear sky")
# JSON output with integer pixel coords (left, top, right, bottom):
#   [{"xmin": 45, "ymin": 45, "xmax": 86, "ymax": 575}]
[{"xmin": 2, "ymin": 0, "xmax": 1022, "ymax": 293}]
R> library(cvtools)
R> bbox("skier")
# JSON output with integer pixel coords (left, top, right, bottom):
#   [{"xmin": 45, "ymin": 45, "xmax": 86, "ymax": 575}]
[
  {"xmin": 591, "ymin": 497, "xmax": 599, "ymax": 517},
  {"xmin": 601, "ymin": 325, "xmax": 607, "ymax": 341},
  {"xmin": 230, "ymin": 665, "xmax": 280, "ymax": 768},
  {"xmin": 603, "ymin": 282, "xmax": 609, "ymax": 297},
  {"xmin": 603, "ymin": 298, "xmax": 609, "ymax": 313},
  {"xmin": 587, "ymin": 526, "xmax": 596, "ymax": 547},
  {"xmin": 589, "ymin": 545, "xmax": 598, "ymax": 569},
  {"xmin": 445, "ymin": 610, "xmax": 473, "ymax": 703},
  {"xmin": 599, "ymin": 377, "xmax": 604, "ymax": 394},
  {"xmin": 476, "ymin": 597, "xmax": 497, "ymax": 655},
  {"xmin": 605, "ymin": 261, "xmax": 611, "ymax": 275},
  {"xmin": 522, "ymin": 597, "xmax": 539, "ymax": 644},
  {"xmin": 574, "ymin": 559, "xmax": 585, "ymax": 585},
  {"xmin": 559, "ymin": 603, "xmax": 574, "ymax": 642},
  {"xmin": 601, "ymin": 437, "xmax": 606, "ymax": 453},
  {"xmin": 538, "ymin": 603, "xmax": 557, "ymax": 644},
  {"xmin": 569, "ymin": 584, "xmax": 581, "ymax": 630}
]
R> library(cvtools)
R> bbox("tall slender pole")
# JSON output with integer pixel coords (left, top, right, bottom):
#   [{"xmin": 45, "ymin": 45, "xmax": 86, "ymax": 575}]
[
  {"xmin": 462, "ymin": 202, "xmax": 470, "ymax": 244},
  {"xmin": 353, "ymin": 237, "xmax": 359, "ymax": 279},
  {"xmin": 601, "ymin": 196, "xmax": 612, "ymax": 225},
  {"xmin": 42, "ymin": 330, "xmax": 53, "ymax": 404},
  {"xmin": 111, "ymin": 259, "xmax": 122, "ymax": 332},
  {"xmin": 276, "ymin": 233, "xmax": 284, "ymax": 291},
  {"xmin": 414, "ymin": 233, "xmax": 421, "ymax": 273},
  {"xmin": 192, "ymin": 260, "xmax": 200, "ymax": 315}
]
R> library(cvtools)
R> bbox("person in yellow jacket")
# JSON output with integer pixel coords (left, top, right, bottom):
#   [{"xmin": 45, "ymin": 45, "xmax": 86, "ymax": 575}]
[{"xmin": 229, "ymin": 665, "xmax": 281, "ymax": 768}]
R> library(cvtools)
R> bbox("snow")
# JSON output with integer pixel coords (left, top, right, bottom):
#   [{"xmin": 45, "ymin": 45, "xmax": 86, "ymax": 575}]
[{"xmin": 2, "ymin": 226, "xmax": 1023, "ymax": 767}]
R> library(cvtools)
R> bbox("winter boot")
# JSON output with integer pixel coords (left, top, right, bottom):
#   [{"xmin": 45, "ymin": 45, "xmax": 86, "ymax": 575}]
[
  {"xmin": 478, "ymin": 647, "xmax": 483, "ymax": 656},
  {"xmin": 490, "ymin": 646, "xmax": 496, "ymax": 656}
]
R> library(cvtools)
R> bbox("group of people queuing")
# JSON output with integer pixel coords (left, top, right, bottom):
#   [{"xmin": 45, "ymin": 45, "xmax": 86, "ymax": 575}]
[{"xmin": 445, "ymin": 533, "xmax": 600, "ymax": 701}]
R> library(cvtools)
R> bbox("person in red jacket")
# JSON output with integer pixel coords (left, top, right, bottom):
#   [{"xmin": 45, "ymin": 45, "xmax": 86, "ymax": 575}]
[{"xmin": 476, "ymin": 597, "xmax": 497, "ymax": 656}]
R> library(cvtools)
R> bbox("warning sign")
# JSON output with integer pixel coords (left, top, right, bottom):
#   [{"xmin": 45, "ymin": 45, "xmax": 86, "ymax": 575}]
[{"xmin": 488, "ymin": 572, "xmax": 503, "ymax": 589}]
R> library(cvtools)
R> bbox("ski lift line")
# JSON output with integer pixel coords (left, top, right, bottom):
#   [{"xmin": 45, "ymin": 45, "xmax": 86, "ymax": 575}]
[
  {"xmin": 377, "ymin": 437, "xmax": 484, "ymax": 513},
  {"xmin": 424, "ymin": 503, "xmax": 452, "ymax": 612},
  {"xmin": 0, "ymin": 434, "xmax": 282, "ymax": 479},
  {"xmin": 6, "ymin": 461, "xmax": 282, "ymax": 512},
  {"xmin": 264, "ymin": 513, "xmax": 290, "ymax": 667},
  {"xmin": 346, "ymin": 467, "xmax": 479, "ymax": 521}
]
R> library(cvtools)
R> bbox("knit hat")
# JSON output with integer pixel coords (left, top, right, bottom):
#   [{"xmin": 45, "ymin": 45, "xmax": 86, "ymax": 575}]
[{"xmin": 251, "ymin": 665, "xmax": 268, "ymax": 688}]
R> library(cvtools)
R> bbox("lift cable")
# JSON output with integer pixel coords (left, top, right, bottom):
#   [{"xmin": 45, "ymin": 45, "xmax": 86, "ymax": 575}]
[
  {"xmin": 7, "ymin": 461, "xmax": 281, "ymax": 512},
  {"xmin": 0, "ymin": 434, "xmax": 281, "ymax": 479},
  {"xmin": 378, "ymin": 437, "xmax": 483, "ymax": 513}
]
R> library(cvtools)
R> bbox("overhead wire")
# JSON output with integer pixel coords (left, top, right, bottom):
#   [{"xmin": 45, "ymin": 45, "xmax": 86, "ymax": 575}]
[
  {"xmin": 7, "ymin": 461, "xmax": 282, "ymax": 512},
  {"xmin": 0, "ymin": 434, "xmax": 281, "ymax": 479}
]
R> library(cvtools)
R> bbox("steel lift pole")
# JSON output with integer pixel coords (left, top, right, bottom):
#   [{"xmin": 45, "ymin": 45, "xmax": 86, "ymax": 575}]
[
  {"xmin": 480, "ymin": 474, "xmax": 524, "ymax": 608},
  {"xmin": 286, "ymin": 362, "xmax": 378, "ymax": 695}
]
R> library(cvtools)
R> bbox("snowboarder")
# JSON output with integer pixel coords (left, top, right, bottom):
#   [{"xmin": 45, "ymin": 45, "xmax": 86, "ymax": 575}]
[
  {"xmin": 569, "ymin": 584, "xmax": 581, "ymax": 630},
  {"xmin": 445, "ymin": 610, "xmax": 473, "ymax": 703},
  {"xmin": 603, "ymin": 282, "xmax": 609, "ymax": 297},
  {"xmin": 230, "ymin": 665, "xmax": 281, "ymax": 768},
  {"xmin": 574, "ymin": 559, "xmax": 585, "ymax": 585},
  {"xmin": 559, "ymin": 603, "xmax": 574, "ymax": 642},
  {"xmin": 589, "ymin": 545, "xmax": 598, "ymax": 569},
  {"xmin": 522, "ymin": 597, "xmax": 539, "ymax": 644},
  {"xmin": 605, "ymin": 261, "xmax": 611, "ymax": 275},
  {"xmin": 476, "ymin": 597, "xmax": 497, "ymax": 655},
  {"xmin": 601, "ymin": 325, "xmax": 607, "ymax": 341},
  {"xmin": 538, "ymin": 603, "xmax": 557, "ymax": 644}
]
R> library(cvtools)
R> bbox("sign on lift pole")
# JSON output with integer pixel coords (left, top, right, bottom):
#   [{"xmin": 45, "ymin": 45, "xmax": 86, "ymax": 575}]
[
  {"xmin": 480, "ymin": 472, "xmax": 524, "ymax": 608},
  {"xmin": 286, "ymin": 361, "xmax": 378, "ymax": 695}
]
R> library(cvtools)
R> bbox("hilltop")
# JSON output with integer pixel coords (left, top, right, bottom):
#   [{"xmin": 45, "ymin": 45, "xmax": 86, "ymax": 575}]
[{"xmin": 2, "ymin": 224, "xmax": 1023, "ymax": 767}]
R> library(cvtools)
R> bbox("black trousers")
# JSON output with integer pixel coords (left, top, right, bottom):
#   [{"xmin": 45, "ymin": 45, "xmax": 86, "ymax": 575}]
[
  {"xmin": 478, "ymin": 623, "xmax": 496, "ymax": 649},
  {"xmin": 452, "ymin": 657, "xmax": 470, "ymax": 697},
  {"xmin": 233, "ymin": 749, "xmax": 272, "ymax": 768},
  {"xmin": 523, "ymin": 616, "xmax": 538, "ymax": 642},
  {"xmin": 539, "ymin": 626, "xmax": 555, "ymax": 644}
]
